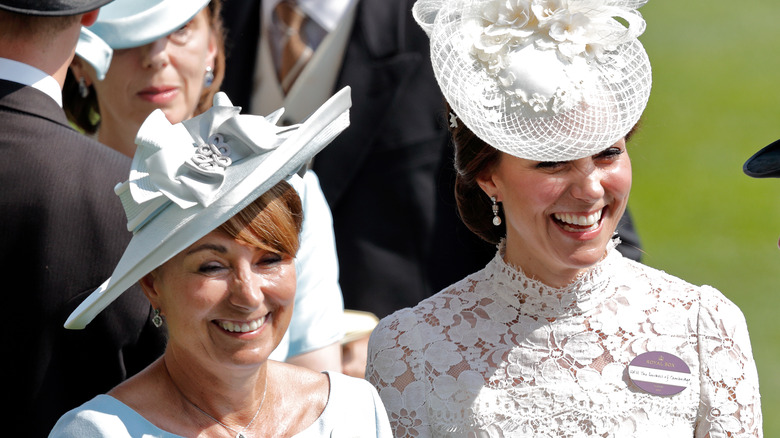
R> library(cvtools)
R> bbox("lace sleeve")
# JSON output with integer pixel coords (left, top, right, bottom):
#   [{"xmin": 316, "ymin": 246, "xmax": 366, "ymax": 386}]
[
  {"xmin": 367, "ymin": 307, "xmax": 434, "ymax": 438},
  {"xmin": 695, "ymin": 286, "xmax": 762, "ymax": 437}
]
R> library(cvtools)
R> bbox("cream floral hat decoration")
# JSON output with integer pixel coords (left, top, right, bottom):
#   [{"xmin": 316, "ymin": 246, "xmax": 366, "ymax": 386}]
[{"xmin": 413, "ymin": 0, "xmax": 652, "ymax": 161}]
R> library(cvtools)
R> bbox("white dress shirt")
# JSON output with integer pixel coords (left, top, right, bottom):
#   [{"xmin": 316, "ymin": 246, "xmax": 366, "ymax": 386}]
[{"xmin": 0, "ymin": 57, "xmax": 63, "ymax": 107}]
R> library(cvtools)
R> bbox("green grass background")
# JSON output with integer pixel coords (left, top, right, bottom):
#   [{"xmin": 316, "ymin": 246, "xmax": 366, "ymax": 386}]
[{"xmin": 630, "ymin": 0, "xmax": 779, "ymax": 433}]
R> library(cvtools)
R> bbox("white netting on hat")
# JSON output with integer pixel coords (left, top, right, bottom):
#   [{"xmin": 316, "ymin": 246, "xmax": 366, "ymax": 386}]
[{"xmin": 414, "ymin": 0, "xmax": 652, "ymax": 161}]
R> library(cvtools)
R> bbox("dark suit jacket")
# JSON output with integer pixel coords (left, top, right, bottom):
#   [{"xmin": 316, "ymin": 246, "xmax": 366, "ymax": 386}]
[
  {"xmin": 0, "ymin": 80, "xmax": 166, "ymax": 435},
  {"xmin": 220, "ymin": 0, "xmax": 641, "ymax": 318}
]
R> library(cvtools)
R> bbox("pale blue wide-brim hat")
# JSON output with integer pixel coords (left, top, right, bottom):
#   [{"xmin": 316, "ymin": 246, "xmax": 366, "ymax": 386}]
[
  {"xmin": 65, "ymin": 87, "xmax": 352, "ymax": 329},
  {"xmin": 76, "ymin": 0, "xmax": 210, "ymax": 79}
]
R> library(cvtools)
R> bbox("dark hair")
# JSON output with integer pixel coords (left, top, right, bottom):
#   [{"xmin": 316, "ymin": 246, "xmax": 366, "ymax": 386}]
[
  {"xmin": 218, "ymin": 180, "xmax": 304, "ymax": 258},
  {"xmin": 448, "ymin": 104, "xmax": 505, "ymax": 245},
  {"xmin": 64, "ymin": 0, "xmax": 225, "ymax": 134},
  {"xmin": 0, "ymin": 9, "xmax": 79, "ymax": 41},
  {"xmin": 449, "ymin": 103, "xmax": 642, "ymax": 245}
]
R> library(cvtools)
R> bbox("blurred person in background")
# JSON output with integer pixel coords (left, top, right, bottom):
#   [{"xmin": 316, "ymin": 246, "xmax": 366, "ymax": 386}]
[
  {"xmin": 0, "ymin": 0, "xmax": 166, "ymax": 435},
  {"xmin": 340, "ymin": 310, "xmax": 379, "ymax": 378}
]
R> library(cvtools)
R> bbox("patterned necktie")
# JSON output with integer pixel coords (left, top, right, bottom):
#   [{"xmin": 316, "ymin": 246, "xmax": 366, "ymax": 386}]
[{"xmin": 273, "ymin": 0, "xmax": 316, "ymax": 94}]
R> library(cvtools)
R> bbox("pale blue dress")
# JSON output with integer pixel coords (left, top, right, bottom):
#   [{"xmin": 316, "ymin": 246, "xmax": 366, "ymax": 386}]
[{"xmin": 49, "ymin": 372, "xmax": 391, "ymax": 437}]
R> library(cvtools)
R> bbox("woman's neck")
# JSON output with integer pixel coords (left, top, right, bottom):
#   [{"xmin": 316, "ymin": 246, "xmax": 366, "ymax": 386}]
[
  {"xmin": 502, "ymin": 239, "xmax": 597, "ymax": 289},
  {"xmin": 162, "ymin": 349, "xmax": 269, "ymax": 429},
  {"xmin": 96, "ymin": 119, "xmax": 141, "ymax": 158}
]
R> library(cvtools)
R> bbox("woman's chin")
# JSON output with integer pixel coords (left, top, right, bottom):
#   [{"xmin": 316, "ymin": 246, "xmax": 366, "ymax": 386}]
[{"xmin": 564, "ymin": 243, "xmax": 611, "ymax": 271}]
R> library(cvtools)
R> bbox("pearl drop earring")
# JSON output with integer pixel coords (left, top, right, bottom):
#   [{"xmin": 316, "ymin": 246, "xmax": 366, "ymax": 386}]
[{"xmin": 491, "ymin": 196, "xmax": 501, "ymax": 226}]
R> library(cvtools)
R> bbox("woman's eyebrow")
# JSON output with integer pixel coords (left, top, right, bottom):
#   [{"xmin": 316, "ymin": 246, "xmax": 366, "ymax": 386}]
[{"xmin": 185, "ymin": 243, "xmax": 227, "ymax": 255}]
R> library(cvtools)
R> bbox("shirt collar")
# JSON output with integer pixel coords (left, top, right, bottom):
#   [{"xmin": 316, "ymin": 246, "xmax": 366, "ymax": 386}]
[
  {"xmin": 0, "ymin": 57, "xmax": 63, "ymax": 107},
  {"xmin": 264, "ymin": 0, "xmax": 357, "ymax": 32}
]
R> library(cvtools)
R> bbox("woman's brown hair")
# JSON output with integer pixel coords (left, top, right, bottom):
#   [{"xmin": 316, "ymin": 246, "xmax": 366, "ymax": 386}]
[
  {"xmin": 218, "ymin": 180, "xmax": 304, "ymax": 258},
  {"xmin": 448, "ymin": 103, "xmax": 504, "ymax": 245}
]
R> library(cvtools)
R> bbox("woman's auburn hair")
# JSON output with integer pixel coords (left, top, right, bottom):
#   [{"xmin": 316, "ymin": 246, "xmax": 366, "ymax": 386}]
[
  {"xmin": 218, "ymin": 180, "xmax": 304, "ymax": 258},
  {"xmin": 64, "ymin": 0, "xmax": 226, "ymax": 134}
]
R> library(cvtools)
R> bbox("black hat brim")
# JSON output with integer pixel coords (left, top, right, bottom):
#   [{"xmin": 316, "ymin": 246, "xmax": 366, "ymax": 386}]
[
  {"xmin": 0, "ymin": 0, "xmax": 112, "ymax": 16},
  {"xmin": 744, "ymin": 139, "xmax": 780, "ymax": 178}
]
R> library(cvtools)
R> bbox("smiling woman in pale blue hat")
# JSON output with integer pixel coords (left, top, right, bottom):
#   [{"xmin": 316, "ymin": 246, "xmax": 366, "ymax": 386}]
[
  {"xmin": 366, "ymin": 0, "xmax": 762, "ymax": 436},
  {"xmin": 49, "ymin": 88, "xmax": 392, "ymax": 437},
  {"xmin": 64, "ymin": 0, "xmax": 347, "ymax": 374}
]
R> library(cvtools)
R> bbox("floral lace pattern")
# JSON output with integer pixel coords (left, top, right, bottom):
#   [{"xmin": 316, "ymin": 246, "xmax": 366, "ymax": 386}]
[{"xmin": 366, "ymin": 244, "xmax": 762, "ymax": 437}]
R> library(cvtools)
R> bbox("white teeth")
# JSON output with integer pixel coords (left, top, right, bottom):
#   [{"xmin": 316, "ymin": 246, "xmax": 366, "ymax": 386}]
[
  {"xmin": 553, "ymin": 210, "xmax": 602, "ymax": 228},
  {"xmin": 218, "ymin": 316, "xmax": 267, "ymax": 333}
]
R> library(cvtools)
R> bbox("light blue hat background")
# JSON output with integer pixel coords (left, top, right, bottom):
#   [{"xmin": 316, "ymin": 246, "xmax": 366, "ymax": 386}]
[{"xmin": 76, "ymin": 0, "xmax": 210, "ymax": 79}]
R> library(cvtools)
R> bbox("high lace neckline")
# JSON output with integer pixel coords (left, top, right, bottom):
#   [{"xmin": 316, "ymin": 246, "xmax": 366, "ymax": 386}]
[{"xmin": 488, "ymin": 238, "xmax": 621, "ymax": 318}]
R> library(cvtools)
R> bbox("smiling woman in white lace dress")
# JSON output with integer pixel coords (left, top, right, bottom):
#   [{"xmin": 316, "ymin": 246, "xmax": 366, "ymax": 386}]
[{"xmin": 365, "ymin": 0, "xmax": 763, "ymax": 436}]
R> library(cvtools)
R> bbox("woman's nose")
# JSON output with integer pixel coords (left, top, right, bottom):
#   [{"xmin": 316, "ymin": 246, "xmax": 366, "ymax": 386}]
[
  {"xmin": 141, "ymin": 37, "xmax": 170, "ymax": 69},
  {"xmin": 569, "ymin": 166, "xmax": 605, "ymax": 202},
  {"xmin": 228, "ymin": 270, "xmax": 263, "ymax": 310}
]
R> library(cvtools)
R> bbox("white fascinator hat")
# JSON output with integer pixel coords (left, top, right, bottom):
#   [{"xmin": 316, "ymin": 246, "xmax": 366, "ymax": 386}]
[
  {"xmin": 413, "ymin": 0, "xmax": 652, "ymax": 161},
  {"xmin": 66, "ymin": 87, "xmax": 352, "ymax": 329}
]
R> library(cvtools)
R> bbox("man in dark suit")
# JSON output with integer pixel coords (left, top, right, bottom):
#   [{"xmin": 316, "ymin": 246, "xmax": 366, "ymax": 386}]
[
  {"xmin": 0, "ymin": 2, "xmax": 165, "ymax": 434},
  {"xmin": 220, "ymin": 0, "xmax": 642, "ymax": 319}
]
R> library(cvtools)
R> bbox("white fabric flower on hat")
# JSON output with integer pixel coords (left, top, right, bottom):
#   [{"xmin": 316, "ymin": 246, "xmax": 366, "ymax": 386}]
[{"xmin": 465, "ymin": 0, "xmax": 645, "ymax": 114}]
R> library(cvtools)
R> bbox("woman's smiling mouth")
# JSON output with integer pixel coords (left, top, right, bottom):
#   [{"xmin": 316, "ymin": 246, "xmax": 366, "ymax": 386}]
[
  {"xmin": 552, "ymin": 209, "xmax": 603, "ymax": 233},
  {"xmin": 217, "ymin": 315, "xmax": 268, "ymax": 333}
]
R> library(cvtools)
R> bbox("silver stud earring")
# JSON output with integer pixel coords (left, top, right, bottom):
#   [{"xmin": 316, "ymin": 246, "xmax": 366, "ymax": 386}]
[
  {"xmin": 78, "ymin": 77, "xmax": 89, "ymax": 98},
  {"xmin": 152, "ymin": 308, "xmax": 164, "ymax": 328},
  {"xmin": 204, "ymin": 66, "xmax": 214, "ymax": 87},
  {"xmin": 491, "ymin": 196, "xmax": 502, "ymax": 226}
]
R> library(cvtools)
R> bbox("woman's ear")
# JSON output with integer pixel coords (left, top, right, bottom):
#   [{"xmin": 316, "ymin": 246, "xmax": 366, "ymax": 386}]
[
  {"xmin": 69, "ymin": 57, "xmax": 94, "ymax": 87},
  {"xmin": 81, "ymin": 9, "xmax": 99, "ymax": 27},
  {"xmin": 139, "ymin": 272, "xmax": 162, "ymax": 309},
  {"xmin": 476, "ymin": 172, "xmax": 499, "ymax": 201},
  {"xmin": 206, "ymin": 27, "xmax": 218, "ymax": 71}
]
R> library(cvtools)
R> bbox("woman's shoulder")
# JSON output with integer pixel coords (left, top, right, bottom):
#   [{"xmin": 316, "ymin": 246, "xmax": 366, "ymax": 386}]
[
  {"xmin": 380, "ymin": 268, "xmax": 491, "ymax": 324},
  {"xmin": 49, "ymin": 395, "xmax": 177, "ymax": 438},
  {"xmin": 294, "ymin": 372, "xmax": 391, "ymax": 437},
  {"xmin": 617, "ymin": 255, "xmax": 742, "ymax": 315},
  {"xmin": 368, "ymin": 268, "xmax": 490, "ymax": 355}
]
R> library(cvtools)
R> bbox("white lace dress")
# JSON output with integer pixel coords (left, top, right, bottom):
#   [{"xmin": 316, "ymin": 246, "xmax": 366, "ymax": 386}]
[{"xmin": 366, "ymin": 243, "xmax": 762, "ymax": 437}]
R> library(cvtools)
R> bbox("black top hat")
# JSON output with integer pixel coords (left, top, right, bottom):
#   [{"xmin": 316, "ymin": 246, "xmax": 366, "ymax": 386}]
[
  {"xmin": 0, "ymin": 0, "xmax": 113, "ymax": 16},
  {"xmin": 744, "ymin": 139, "xmax": 780, "ymax": 178}
]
